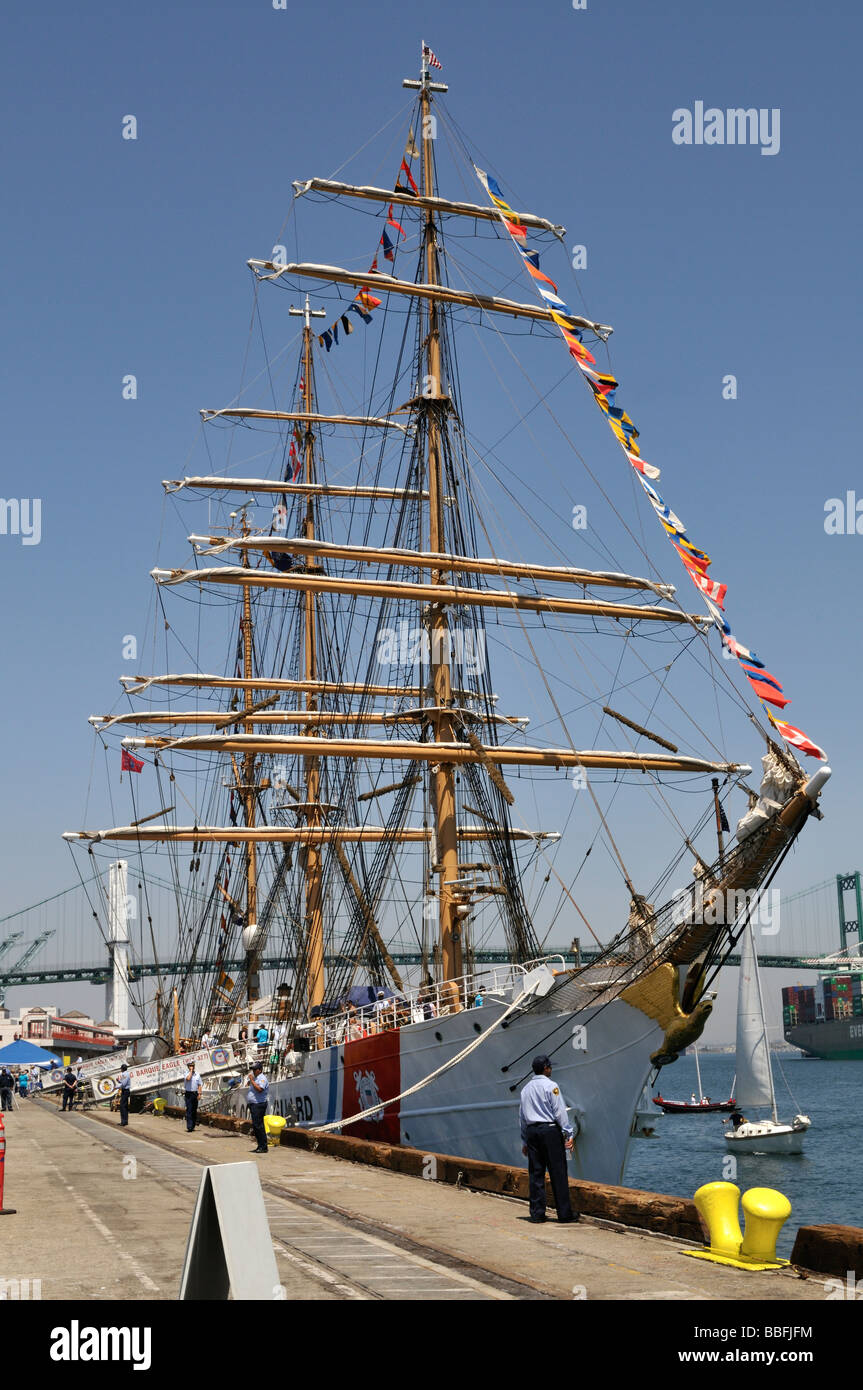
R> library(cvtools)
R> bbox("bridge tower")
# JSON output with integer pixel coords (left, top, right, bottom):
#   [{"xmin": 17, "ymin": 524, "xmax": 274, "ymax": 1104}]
[
  {"xmin": 106, "ymin": 860, "xmax": 131, "ymax": 1031},
  {"xmin": 835, "ymin": 871, "xmax": 863, "ymax": 955}
]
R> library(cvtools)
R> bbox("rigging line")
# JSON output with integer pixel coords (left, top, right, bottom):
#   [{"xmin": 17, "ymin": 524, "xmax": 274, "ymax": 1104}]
[
  {"xmin": 525, "ymin": 645, "xmax": 689, "ymax": 745},
  {"xmin": 443, "ymin": 237, "xmax": 672, "ymax": 581},
  {"xmin": 102, "ymin": 735, "xmax": 119, "ymax": 835},
  {"xmin": 429, "ymin": 164, "xmax": 771, "ymax": 747},
  {"xmin": 319, "ymin": 94, "xmax": 417, "ymax": 188},
  {"xmin": 526, "ymin": 829, "xmax": 600, "ymax": 945},
  {"xmin": 252, "ymin": 290, "xmax": 285, "ymax": 420},
  {"xmin": 439, "ymin": 104, "xmax": 596, "ymax": 352},
  {"xmin": 224, "ymin": 279, "xmax": 271, "ymax": 479},
  {"xmin": 63, "ymin": 847, "xmax": 147, "ymax": 1026},
  {"xmin": 0, "ymin": 872, "xmax": 105, "ymax": 925},
  {"xmin": 81, "ymin": 711, "xmax": 101, "ymax": 831},
  {"xmin": 455, "ymin": 440, "xmax": 648, "ymax": 900},
  {"xmin": 443, "ymin": 301, "xmax": 629, "ymax": 575},
  {"xmin": 126, "ymin": 773, "xmax": 166, "ymax": 1016},
  {"xmin": 583, "ymin": 633, "xmax": 716, "ymax": 850},
  {"xmin": 437, "ymin": 105, "xmax": 561, "ymax": 247}
]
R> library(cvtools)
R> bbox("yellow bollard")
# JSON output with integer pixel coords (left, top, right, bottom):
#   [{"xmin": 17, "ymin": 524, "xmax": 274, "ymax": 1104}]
[
  {"xmin": 153, "ymin": 1097, "xmax": 166, "ymax": 1115},
  {"xmin": 685, "ymin": 1182, "xmax": 791, "ymax": 1269},
  {"xmin": 693, "ymin": 1182, "xmax": 743, "ymax": 1258},
  {"xmin": 739, "ymin": 1187, "xmax": 791, "ymax": 1267},
  {"xmin": 264, "ymin": 1114, "xmax": 286, "ymax": 1148}
]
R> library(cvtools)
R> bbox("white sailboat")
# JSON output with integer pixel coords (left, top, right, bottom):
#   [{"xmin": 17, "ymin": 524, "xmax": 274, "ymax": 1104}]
[{"xmin": 725, "ymin": 921, "xmax": 811, "ymax": 1153}]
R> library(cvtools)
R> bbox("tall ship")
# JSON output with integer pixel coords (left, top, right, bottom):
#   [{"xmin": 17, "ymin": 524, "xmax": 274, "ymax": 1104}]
[{"xmin": 64, "ymin": 45, "xmax": 831, "ymax": 1184}]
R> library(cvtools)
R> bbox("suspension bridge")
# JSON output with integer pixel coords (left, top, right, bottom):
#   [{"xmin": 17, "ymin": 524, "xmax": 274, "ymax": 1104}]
[{"xmin": 0, "ymin": 865, "xmax": 860, "ymax": 1009}]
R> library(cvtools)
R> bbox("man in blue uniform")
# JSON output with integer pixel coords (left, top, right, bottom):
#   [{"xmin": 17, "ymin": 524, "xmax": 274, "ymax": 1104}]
[
  {"xmin": 246, "ymin": 1062, "xmax": 269, "ymax": 1154},
  {"xmin": 184, "ymin": 1060, "xmax": 202, "ymax": 1132},
  {"xmin": 518, "ymin": 1055, "xmax": 577, "ymax": 1224},
  {"xmin": 118, "ymin": 1064, "xmax": 131, "ymax": 1127}
]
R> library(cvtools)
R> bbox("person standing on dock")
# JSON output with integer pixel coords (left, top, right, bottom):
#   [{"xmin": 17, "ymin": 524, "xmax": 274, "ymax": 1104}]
[
  {"xmin": 62, "ymin": 1067, "xmax": 77, "ymax": 1112},
  {"xmin": 184, "ymin": 1060, "xmax": 202, "ymax": 1132},
  {"xmin": 246, "ymin": 1062, "xmax": 269, "ymax": 1154},
  {"xmin": 519, "ymin": 1056, "xmax": 577, "ymax": 1225},
  {"xmin": 118, "ymin": 1064, "xmax": 130, "ymax": 1127},
  {"xmin": 0, "ymin": 1068, "xmax": 13, "ymax": 1111}
]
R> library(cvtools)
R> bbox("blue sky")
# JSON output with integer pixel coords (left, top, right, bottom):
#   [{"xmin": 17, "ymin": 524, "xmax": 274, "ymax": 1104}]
[{"xmin": 1, "ymin": 0, "xmax": 861, "ymax": 1034}]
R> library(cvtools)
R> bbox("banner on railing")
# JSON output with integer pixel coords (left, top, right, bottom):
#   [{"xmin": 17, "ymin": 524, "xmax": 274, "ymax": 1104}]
[{"xmin": 90, "ymin": 1046, "xmax": 237, "ymax": 1101}]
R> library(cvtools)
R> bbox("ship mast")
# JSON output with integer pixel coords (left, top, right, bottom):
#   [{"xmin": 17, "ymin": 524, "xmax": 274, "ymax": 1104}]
[
  {"xmin": 239, "ymin": 508, "xmax": 260, "ymax": 1006},
  {"xmin": 412, "ymin": 56, "xmax": 462, "ymax": 982},
  {"xmin": 289, "ymin": 295, "xmax": 328, "ymax": 1013}
]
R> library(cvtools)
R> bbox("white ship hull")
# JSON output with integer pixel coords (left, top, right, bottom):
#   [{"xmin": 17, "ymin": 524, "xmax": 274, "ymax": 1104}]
[{"xmin": 225, "ymin": 995, "xmax": 665, "ymax": 1185}]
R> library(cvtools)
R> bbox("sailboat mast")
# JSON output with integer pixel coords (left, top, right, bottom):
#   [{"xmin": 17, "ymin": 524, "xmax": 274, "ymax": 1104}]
[
  {"xmin": 419, "ymin": 77, "xmax": 462, "ymax": 984},
  {"xmin": 300, "ymin": 299, "xmax": 326, "ymax": 1013}
]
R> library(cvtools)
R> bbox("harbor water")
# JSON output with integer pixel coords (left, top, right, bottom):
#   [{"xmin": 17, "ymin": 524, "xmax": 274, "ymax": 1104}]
[{"xmin": 623, "ymin": 1052, "xmax": 863, "ymax": 1258}]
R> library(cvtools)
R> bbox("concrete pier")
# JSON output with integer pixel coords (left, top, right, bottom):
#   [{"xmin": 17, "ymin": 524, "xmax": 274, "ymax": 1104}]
[{"xmin": 0, "ymin": 1098, "xmax": 842, "ymax": 1302}]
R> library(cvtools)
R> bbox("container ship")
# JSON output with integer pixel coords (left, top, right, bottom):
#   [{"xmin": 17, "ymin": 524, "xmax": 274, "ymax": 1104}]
[{"xmin": 783, "ymin": 971, "xmax": 863, "ymax": 1059}]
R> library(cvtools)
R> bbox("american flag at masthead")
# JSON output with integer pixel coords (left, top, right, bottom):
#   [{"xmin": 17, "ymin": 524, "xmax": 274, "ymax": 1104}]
[{"xmin": 422, "ymin": 42, "xmax": 442, "ymax": 69}]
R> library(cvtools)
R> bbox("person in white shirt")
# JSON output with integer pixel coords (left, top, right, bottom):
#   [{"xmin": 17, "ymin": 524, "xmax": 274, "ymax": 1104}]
[
  {"xmin": 518, "ymin": 1055, "xmax": 576, "ymax": 1224},
  {"xmin": 184, "ymin": 1060, "xmax": 203, "ymax": 1132},
  {"xmin": 118, "ymin": 1064, "xmax": 131, "ymax": 1126}
]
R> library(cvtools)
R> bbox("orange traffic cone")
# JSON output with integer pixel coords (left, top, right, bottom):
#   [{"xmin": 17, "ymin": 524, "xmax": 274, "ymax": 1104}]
[{"xmin": 0, "ymin": 1113, "xmax": 17, "ymax": 1215}]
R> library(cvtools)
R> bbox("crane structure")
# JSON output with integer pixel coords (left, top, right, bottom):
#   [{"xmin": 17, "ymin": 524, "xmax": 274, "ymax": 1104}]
[{"xmin": 0, "ymin": 931, "xmax": 56, "ymax": 1007}]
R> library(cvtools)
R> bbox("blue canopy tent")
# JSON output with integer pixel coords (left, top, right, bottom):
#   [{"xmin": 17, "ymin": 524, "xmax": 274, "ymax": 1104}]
[{"xmin": 0, "ymin": 1040, "xmax": 62, "ymax": 1068}]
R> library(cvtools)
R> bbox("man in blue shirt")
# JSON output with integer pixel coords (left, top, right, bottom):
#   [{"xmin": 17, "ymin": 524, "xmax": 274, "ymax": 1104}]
[
  {"xmin": 61, "ymin": 1067, "xmax": 77, "ymax": 1112},
  {"xmin": 118, "ymin": 1064, "xmax": 131, "ymax": 1127},
  {"xmin": 184, "ymin": 1060, "xmax": 203, "ymax": 1132},
  {"xmin": 518, "ymin": 1055, "xmax": 577, "ymax": 1224},
  {"xmin": 246, "ymin": 1062, "xmax": 269, "ymax": 1154}
]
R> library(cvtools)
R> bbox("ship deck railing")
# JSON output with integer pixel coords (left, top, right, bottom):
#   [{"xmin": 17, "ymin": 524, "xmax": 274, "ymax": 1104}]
[{"xmin": 232, "ymin": 956, "xmax": 566, "ymax": 1074}]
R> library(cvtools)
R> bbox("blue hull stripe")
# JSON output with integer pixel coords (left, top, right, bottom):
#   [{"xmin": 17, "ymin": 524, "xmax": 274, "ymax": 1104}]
[{"xmin": 327, "ymin": 1047, "xmax": 339, "ymax": 1123}]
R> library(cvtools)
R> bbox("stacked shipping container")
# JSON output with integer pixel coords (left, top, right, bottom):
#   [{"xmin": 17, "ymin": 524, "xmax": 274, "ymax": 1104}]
[{"xmin": 783, "ymin": 975, "xmax": 863, "ymax": 1028}]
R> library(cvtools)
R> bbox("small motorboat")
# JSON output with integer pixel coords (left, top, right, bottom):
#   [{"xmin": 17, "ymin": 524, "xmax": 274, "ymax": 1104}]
[
  {"xmin": 652, "ymin": 1043, "xmax": 736, "ymax": 1113},
  {"xmin": 653, "ymin": 1094, "xmax": 736, "ymax": 1114}
]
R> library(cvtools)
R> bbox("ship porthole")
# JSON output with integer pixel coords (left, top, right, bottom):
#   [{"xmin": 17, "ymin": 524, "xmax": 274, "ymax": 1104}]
[
  {"xmin": 473, "ymin": 1022, "xmax": 482, "ymax": 1034},
  {"xmin": 435, "ymin": 1031, "xmax": 442, "ymax": 1041}
]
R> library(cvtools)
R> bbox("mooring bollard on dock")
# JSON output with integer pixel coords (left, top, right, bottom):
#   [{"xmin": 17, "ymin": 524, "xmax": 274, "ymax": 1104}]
[
  {"xmin": 264, "ymin": 1114, "xmax": 286, "ymax": 1148},
  {"xmin": 686, "ymin": 1180, "xmax": 791, "ymax": 1270}
]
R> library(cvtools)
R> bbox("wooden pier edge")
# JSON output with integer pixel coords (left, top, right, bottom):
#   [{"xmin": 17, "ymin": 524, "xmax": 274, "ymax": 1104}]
[
  {"xmin": 141, "ymin": 1106, "xmax": 863, "ymax": 1274},
  {"xmin": 164, "ymin": 1104, "xmax": 704, "ymax": 1240}
]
